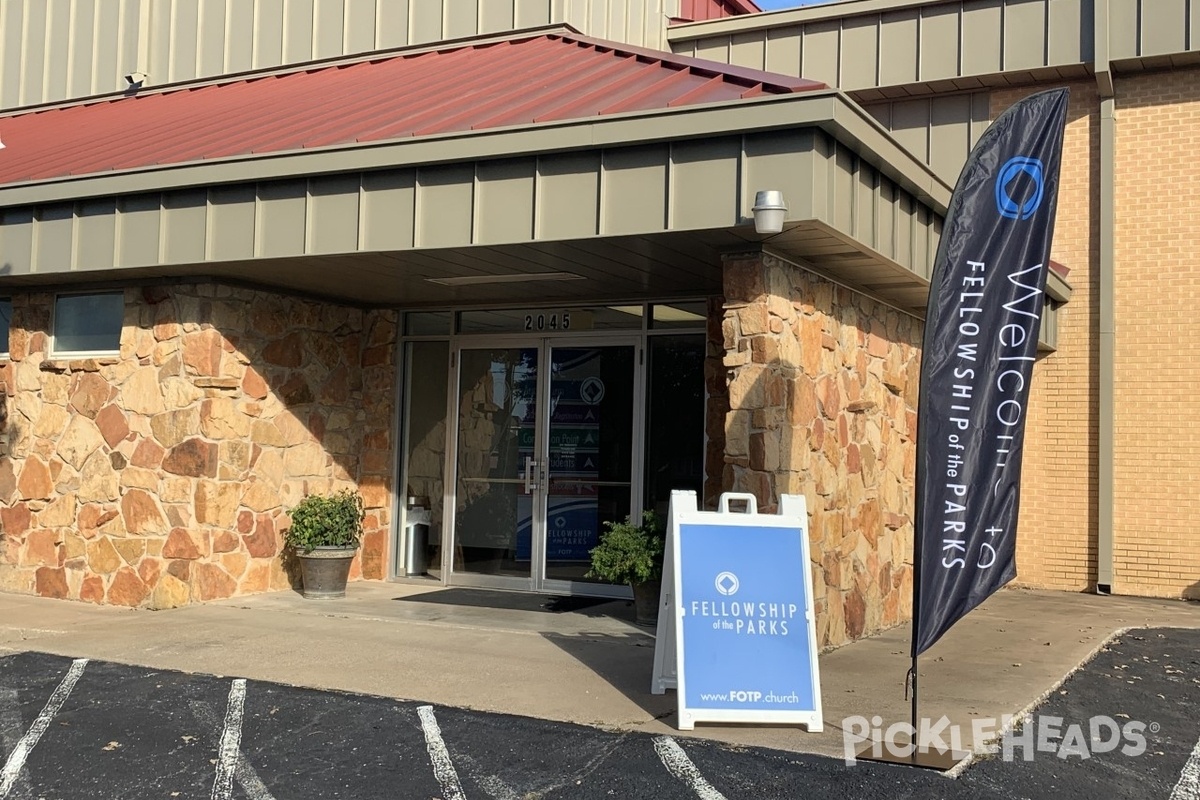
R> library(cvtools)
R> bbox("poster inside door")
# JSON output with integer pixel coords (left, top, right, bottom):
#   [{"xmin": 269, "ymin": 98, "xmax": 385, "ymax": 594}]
[{"xmin": 517, "ymin": 348, "xmax": 604, "ymax": 561}]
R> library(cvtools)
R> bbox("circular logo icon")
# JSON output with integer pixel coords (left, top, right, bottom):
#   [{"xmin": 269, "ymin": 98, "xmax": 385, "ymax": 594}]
[
  {"xmin": 555, "ymin": 516, "xmax": 567, "ymax": 528},
  {"xmin": 715, "ymin": 572, "xmax": 739, "ymax": 596},
  {"xmin": 995, "ymin": 156, "xmax": 1045, "ymax": 221},
  {"xmin": 580, "ymin": 376, "xmax": 605, "ymax": 405}
]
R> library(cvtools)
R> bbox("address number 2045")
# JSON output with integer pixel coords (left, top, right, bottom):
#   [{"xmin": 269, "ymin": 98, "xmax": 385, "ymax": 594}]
[{"xmin": 524, "ymin": 312, "xmax": 571, "ymax": 331}]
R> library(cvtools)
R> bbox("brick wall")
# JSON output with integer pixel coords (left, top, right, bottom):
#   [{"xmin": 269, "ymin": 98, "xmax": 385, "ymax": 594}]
[
  {"xmin": 715, "ymin": 251, "xmax": 920, "ymax": 647},
  {"xmin": 0, "ymin": 283, "xmax": 397, "ymax": 607},
  {"xmin": 991, "ymin": 80, "xmax": 1100, "ymax": 592},
  {"xmin": 1111, "ymin": 67, "xmax": 1200, "ymax": 600}
]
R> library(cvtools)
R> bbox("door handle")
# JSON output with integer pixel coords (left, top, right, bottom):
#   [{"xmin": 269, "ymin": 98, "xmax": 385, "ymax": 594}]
[{"xmin": 524, "ymin": 457, "xmax": 539, "ymax": 493}]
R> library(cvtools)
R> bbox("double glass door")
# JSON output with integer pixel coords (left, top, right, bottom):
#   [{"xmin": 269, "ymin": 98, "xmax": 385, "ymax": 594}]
[{"xmin": 450, "ymin": 338, "xmax": 639, "ymax": 595}]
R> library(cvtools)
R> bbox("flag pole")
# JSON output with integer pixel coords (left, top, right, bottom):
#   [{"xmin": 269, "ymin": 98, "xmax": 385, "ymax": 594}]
[
  {"xmin": 910, "ymin": 657, "xmax": 918, "ymax": 743},
  {"xmin": 858, "ymin": 88, "xmax": 1069, "ymax": 772}
]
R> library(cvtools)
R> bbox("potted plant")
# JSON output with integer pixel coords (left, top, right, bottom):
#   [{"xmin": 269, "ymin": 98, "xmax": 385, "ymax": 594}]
[
  {"xmin": 587, "ymin": 510, "xmax": 665, "ymax": 626},
  {"xmin": 284, "ymin": 489, "xmax": 364, "ymax": 599}
]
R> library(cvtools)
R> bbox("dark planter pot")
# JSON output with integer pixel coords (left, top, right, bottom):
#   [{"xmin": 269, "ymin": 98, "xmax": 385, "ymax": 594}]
[
  {"xmin": 632, "ymin": 579, "xmax": 662, "ymax": 627},
  {"xmin": 297, "ymin": 546, "xmax": 357, "ymax": 599}
]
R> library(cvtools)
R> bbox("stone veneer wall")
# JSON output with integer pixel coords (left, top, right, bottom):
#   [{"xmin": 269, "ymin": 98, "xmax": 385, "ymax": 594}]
[
  {"xmin": 713, "ymin": 251, "xmax": 921, "ymax": 648},
  {"xmin": 0, "ymin": 283, "xmax": 397, "ymax": 607}
]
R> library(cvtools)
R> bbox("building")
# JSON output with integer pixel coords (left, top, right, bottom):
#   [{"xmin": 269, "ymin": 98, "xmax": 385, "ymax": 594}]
[{"xmin": 0, "ymin": 0, "xmax": 1194, "ymax": 647}]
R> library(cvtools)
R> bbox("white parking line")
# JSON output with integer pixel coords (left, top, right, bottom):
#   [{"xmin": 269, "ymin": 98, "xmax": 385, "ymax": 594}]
[
  {"xmin": 1170, "ymin": 733, "xmax": 1200, "ymax": 800},
  {"xmin": 418, "ymin": 705, "xmax": 466, "ymax": 800},
  {"xmin": 190, "ymin": 700, "xmax": 277, "ymax": 800},
  {"xmin": 653, "ymin": 736, "xmax": 728, "ymax": 800},
  {"xmin": 211, "ymin": 679, "xmax": 247, "ymax": 800},
  {"xmin": 0, "ymin": 690, "xmax": 33, "ymax": 800},
  {"xmin": 0, "ymin": 658, "xmax": 88, "ymax": 799}
]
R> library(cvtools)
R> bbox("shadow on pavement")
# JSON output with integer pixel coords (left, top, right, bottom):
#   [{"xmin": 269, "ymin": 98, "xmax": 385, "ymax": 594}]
[
  {"xmin": 539, "ymin": 629, "xmax": 673, "ymax": 722},
  {"xmin": 394, "ymin": 587, "xmax": 635, "ymax": 619}
]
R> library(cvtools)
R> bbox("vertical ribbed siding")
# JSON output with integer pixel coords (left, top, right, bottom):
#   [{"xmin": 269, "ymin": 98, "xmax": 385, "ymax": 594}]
[
  {"xmin": 0, "ymin": 0, "xmax": 684, "ymax": 110},
  {"xmin": 0, "ymin": 132, "xmax": 944, "ymax": 285}
]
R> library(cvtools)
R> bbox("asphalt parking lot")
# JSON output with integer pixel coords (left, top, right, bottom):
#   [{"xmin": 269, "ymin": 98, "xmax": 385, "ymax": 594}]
[{"xmin": 1, "ymin": 628, "xmax": 1197, "ymax": 799}]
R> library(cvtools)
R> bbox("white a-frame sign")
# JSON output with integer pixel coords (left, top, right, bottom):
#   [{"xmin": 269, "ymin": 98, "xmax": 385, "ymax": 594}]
[{"xmin": 651, "ymin": 490, "xmax": 823, "ymax": 732}]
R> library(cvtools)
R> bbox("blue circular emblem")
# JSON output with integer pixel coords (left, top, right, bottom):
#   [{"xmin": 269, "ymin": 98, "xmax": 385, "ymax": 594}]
[{"xmin": 995, "ymin": 156, "xmax": 1045, "ymax": 220}]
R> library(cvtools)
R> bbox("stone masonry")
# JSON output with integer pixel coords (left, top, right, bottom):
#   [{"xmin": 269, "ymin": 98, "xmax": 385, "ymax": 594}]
[
  {"xmin": 0, "ymin": 283, "xmax": 397, "ymax": 607},
  {"xmin": 713, "ymin": 250, "xmax": 921, "ymax": 648}
]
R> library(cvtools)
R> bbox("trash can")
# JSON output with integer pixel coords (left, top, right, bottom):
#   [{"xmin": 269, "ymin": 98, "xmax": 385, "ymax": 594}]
[{"xmin": 405, "ymin": 501, "xmax": 431, "ymax": 577}]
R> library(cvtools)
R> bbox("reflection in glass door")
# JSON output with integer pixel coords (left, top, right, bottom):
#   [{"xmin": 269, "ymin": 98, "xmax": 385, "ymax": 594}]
[
  {"xmin": 449, "ymin": 340, "xmax": 638, "ymax": 594},
  {"xmin": 453, "ymin": 346, "xmax": 540, "ymax": 584},
  {"xmin": 542, "ymin": 345, "xmax": 636, "ymax": 589}
]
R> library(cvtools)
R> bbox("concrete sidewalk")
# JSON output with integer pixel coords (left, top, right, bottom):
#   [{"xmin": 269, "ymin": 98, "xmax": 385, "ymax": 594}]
[{"xmin": 1, "ymin": 584, "xmax": 1197, "ymax": 758}]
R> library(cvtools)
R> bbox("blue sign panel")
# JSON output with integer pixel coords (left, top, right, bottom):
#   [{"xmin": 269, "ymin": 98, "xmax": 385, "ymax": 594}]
[
  {"xmin": 679, "ymin": 522, "xmax": 814, "ymax": 712},
  {"xmin": 515, "ymin": 495, "xmax": 599, "ymax": 562},
  {"xmin": 545, "ymin": 497, "xmax": 600, "ymax": 561},
  {"xmin": 651, "ymin": 491, "xmax": 822, "ymax": 732}
]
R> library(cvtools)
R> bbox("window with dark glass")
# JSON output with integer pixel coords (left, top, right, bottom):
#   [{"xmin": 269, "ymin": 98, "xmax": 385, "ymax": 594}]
[
  {"xmin": 0, "ymin": 299, "xmax": 11, "ymax": 356},
  {"xmin": 52, "ymin": 293, "xmax": 124, "ymax": 355}
]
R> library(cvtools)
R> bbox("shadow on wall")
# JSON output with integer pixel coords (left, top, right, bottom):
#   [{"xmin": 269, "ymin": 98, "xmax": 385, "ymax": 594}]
[
  {"xmin": 709, "ymin": 252, "xmax": 922, "ymax": 651},
  {"xmin": 0, "ymin": 282, "xmax": 398, "ymax": 609}
]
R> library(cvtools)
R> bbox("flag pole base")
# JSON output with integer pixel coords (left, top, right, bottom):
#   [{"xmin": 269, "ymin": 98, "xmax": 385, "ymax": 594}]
[{"xmin": 855, "ymin": 742, "xmax": 970, "ymax": 771}]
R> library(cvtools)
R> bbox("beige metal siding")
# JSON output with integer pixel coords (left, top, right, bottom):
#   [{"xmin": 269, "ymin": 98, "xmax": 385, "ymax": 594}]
[
  {"xmin": 0, "ymin": 137, "xmax": 950, "ymax": 307},
  {"xmin": 1003, "ymin": 0, "xmax": 1048, "ymax": 71},
  {"xmin": 743, "ymin": 130, "xmax": 819, "ymax": 220},
  {"xmin": 118, "ymin": 194, "xmax": 162, "ymax": 267},
  {"xmin": 537, "ymin": 152, "xmax": 602, "ymax": 240},
  {"xmin": 417, "ymin": 165, "xmax": 475, "ymax": 249},
  {"xmin": 0, "ymin": 0, "xmax": 142, "ymax": 109},
  {"xmin": 256, "ymin": 180, "xmax": 308, "ymax": 258},
  {"xmin": 37, "ymin": 204, "xmax": 73, "ymax": 272},
  {"xmin": 0, "ymin": 136, "xmax": 944, "ymax": 283},
  {"xmin": 207, "ymin": 185, "xmax": 256, "ymax": 262},
  {"xmin": 76, "ymin": 199, "xmax": 117, "ymax": 271},
  {"xmin": 802, "ymin": 21, "xmax": 842, "ymax": 87},
  {"xmin": 0, "ymin": 208, "xmax": 33, "ymax": 273},
  {"xmin": 307, "ymin": 174, "xmax": 361, "ymax": 255},
  {"xmin": 1110, "ymin": 0, "xmax": 1199, "ymax": 59},
  {"xmin": 809, "ymin": 132, "xmax": 936, "ymax": 282},
  {"xmin": 360, "ymin": 171, "xmax": 416, "ymax": 252},
  {"xmin": 864, "ymin": 92, "xmax": 990, "ymax": 181},
  {"xmin": 0, "ymin": 0, "xmax": 682, "ymax": 110},
  {"xmin": 475, "ymin": 159, "xmax": 536, "ymax": 245},
  {"xmin": 841, "ymin": 16, "xmax": 881, "ymax": 90},
  {"xmin": 669, "ymin": 0, "xmax": 1097, "ymax": 91},
  {"xmin": 602, "ymin": 145, "xmax": 670, "ymax": 236},
  {"xmin": 962, "ymin": 0, "xmax": 1004, "ymax": 77},
  {"xmin": 669, "ymin": 138, "xmax": 741, "ymax": 231},
  {"xmin": 162, "ymin": 190, "xmax": 208, "ymax": 263}
]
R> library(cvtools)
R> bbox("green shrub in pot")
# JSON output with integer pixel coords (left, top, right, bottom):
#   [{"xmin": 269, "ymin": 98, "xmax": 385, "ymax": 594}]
[
  {"xmin": 587, "ymin": 510, "xmax": 665, "ymax": 625},
  {"xmin": 284, "ymin": 489, "xmax": 364, "ymax": 599},
  {"xmin": 284, "ymin": 489, "xmax": 365, "ymax": 553}
]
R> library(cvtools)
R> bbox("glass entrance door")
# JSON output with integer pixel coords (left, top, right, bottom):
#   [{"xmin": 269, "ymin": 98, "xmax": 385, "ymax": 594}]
[
  {"xmin": 541, "ymin": 344, "xmax": 636, "ymax": 592},
  {"xmin": 449, "ymin": 339, "xmax": 639, "ymax": 595}
]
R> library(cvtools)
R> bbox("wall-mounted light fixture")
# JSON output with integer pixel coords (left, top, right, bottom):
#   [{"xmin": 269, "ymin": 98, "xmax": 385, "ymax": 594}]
[
  {"xmin": 124, "ymin": 72, "xmax": 148, "ymax": 87},
  {"xmin": 751, "ymin": 190, "xmax": 787, "ymax": 235}
]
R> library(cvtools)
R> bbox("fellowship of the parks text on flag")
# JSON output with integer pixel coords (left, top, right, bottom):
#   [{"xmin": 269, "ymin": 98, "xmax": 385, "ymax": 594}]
[{"xmin": 912, "ymin": 88, "xmax": 1070, "ymax": 657}]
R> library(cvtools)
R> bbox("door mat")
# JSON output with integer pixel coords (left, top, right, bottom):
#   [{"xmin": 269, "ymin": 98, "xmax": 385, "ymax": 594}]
[{"xmin": 395, "ymin": 588, "xmax": 618, "ymax": 615}]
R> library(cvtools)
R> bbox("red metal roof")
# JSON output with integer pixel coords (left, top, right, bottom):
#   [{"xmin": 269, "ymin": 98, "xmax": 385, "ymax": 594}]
[
  {"xmin": 0, "ymin": 32, "xmax": 821, "ymax": 187},
  {"xmin": 676, "ymin": 0, "xmax": 762, "ymax": 22}
]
